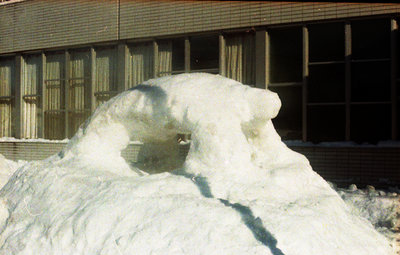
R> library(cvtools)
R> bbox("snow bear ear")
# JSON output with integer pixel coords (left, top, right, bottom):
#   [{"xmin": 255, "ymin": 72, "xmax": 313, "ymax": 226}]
[{"xmin": 244, "ymin": 88, "xmax": 281, "ymax": 121}]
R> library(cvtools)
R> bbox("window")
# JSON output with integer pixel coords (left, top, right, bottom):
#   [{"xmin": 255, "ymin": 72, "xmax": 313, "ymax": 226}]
[
  {"xmin": 308, "ymin": 64, "xmax": 345, "ymax": 103},
  {"xmin": 271, "ymin": 86, "xmax": 302, "ymax": 140},
  {"xmin": 398, "ymin": 23, "xmax": 400, "ymax": 139},
  {"xmin": 351, "ymin": 104, "xmax": 391, "ymax": 143},
  {"xmin": 269, "ymin": 27, "xmax": 302, "ymax": 140},
  {"xmin": 308, "ymin": 106, "xmax": 346, "ymax": 142},
  {"xmin": 157, "ymin": 40, "xmax": 172, "ymax": 76},
  {"xmin": 22, "ymin": 54, "xmax": 41, "ymax": 138},
  {"xmin": 95, "ymin": 47, "xmax": 117, "ymax": 107},
  {"xmin": 309, "ymin": 22, "xmax": 344, "ymax": 62},
  {"xmin": 269, "ymin": 20, "xmax": 395, "ymax": 143},
  {"xmin": 269, "ymin": 27, "xmax": 302, "ymax": 83},
  {"xmin": 225, "ymin": 32, "xmax": 255, "ymax": 85},
  {"xmin": 352, "ymin": 19, "xmax": 390, "ymax": 60},
  {"xmin": 68, "ymin": 49, "xmax": 91, "ymax": 137},
  {"xmin": 172, "ymin": 39, "xmax": 185, "ymax": 73},
  {"xmin": 157, "ymin": 39, "xmax": 185, "ymax": 76},
  {"xmin": 350, "ymin": 19, "xmax": 391, "ymax": 143},
  {"xmin": 190, "ymin": 35, "xmax": 219, "ymax": 73},
  {"xmin": 0, "ymin": 57, "xmax": 14, "ymax": 137},
  {"xmin": 128, "ymin": 42, "xmax": 153, "ymax": 88},
  {"xmin": 307, "ymin": 23, "xmax": 346, "ymax": 142},
  {"xmin": 351, "ymin": 61, "xmax": 390, "ymax": 102},
  {"xmin": 45, "ymin": 52, "xmax": 65, "ymax": 140}
]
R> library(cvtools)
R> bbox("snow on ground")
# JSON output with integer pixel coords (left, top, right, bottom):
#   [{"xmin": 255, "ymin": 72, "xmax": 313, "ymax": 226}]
[
  {"xmin": 0, "ymin": 73, "xmax": 394, "ymax": 254},
  {"xmin": 336, "ymin": 184, "xmax": 400, "ymax": 254}
]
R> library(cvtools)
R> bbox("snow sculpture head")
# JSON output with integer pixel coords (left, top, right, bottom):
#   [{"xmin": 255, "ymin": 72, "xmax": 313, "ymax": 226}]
[{"xmin": 60, "ymin": 73, "xmax": 281, "ymax": 179}]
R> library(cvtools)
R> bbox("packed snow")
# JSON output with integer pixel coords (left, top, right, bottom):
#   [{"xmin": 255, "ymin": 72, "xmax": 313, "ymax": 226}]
[
  {"xmin": 336, "ymin": 183, "xmax": 400, "ymax": 251},
  {"xmin": 0, "ymin": 73, "xmax": 395, "ymax": 254},
  {"xmin": 0, "ymin": 154, "xmax": 26, "ymax": 188}
]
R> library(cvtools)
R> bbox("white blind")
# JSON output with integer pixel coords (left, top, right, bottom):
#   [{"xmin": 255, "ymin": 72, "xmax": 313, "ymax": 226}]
[
  {"xmin": 45, "ymin": 53, "xmax": 65, "ymax": 139},
  {"xmin": 225, "ymin": 34, "xmax": 255, "ymax": 85},
  {"xmin": 22, "ymin": 55, "xmax": 40, "ymax": 138},
  {"xmin": 129, "ymin": 43, "xmax": 153, "ymax": 88},
  {"xmin": 0, "ymin": 58, "xmax": 14, "ymax": 137},
  {"xmin": 158, "ymin": 41, "xmax": 172, "ymax": 76},
  {"xmin": 95, "ymin": 48, "xmax": 117, "ymax": 107},
  {"xmin": 69, "ymin": 50, "xmax": 90, "ymax": 137}
]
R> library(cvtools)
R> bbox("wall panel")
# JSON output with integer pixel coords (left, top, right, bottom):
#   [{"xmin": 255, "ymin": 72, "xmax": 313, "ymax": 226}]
[
  {"xmin": 1, "ymin": 1, "xmax": 400, "ymax": 54},
  {"xmin": 0, "ymin": 0, "xmax": 118, "ymax": 54},
  {"xmin": 120, "ymin": 1, "xmax": 400, "ymax": 40}
]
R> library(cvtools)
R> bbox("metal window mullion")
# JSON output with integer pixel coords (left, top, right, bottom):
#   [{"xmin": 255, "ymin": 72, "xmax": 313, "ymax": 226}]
[
  {"xmin": 391, "ymin": 19, "xmax": 398, "ymax": 140},
  {"xmin": 302, "ymin": 26, "xmax": 309, "ymax": 142},
  {"xmin": 153, "ymin": 40, "xmax": 159, "ymax": 78},
  {"xmin": 39, "ymin": 52, "xmax": 46, "ymax": 138},
  {"xmin": 345, "ymin": 22, "xmax": 352, "ymax": 141},
  {"xmin": 255, "ymin": 30, "xmax": 269, "ymax": 89},
  {"xmin": 14, "ymin": 54, "xmax": 23, "ymax": 138},
  {"xmin": 184, "ymin": 37, "xmax": 190, "ymax": 73},
  {"xmin": 64, "ymin": 50, "xmax": 70, "ymax": 138},
  {"xmin": 219, "ymin": 34, "xmax": 226, "ymax": 77},
  {"xmin": 90, "ymin": 47, "xmax": 96, "ymax": 113}
]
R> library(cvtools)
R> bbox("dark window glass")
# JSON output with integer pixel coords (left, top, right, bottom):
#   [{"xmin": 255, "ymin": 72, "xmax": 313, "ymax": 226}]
[
  {"xmin": 191, "ymin": 35, "xmax": 219, "ymax": 71},
  {"xmin": 398, "ymin": 27, "xmax": 400, "ymax": 76},
  {"xmin": 351, "ymin": 104, "xmax": 391, "ymax": 143},
  {"xmin": 309, "ymin": 22, "xmax": 345, "ymax": 62},
  {"xmin": 269, "ymin": 27, "xmax": 303, "ymax": 83},
  {"xmin": 352, "ymin": 19, "xmax": 390, "ymax": 60},
  {"xmin": 270, "ymin": 86, "xmax": 302, "ymax": 140},
  {"xmin": 308, "ymin": 64, "xmax": 345, "ymax": 103},
  {"xmin": 308, "ymin": 106, "xmax": 345, "ymax": 142},
  {"xmin": 397, "ymin": 81, "xmax": 400, "ymax": 140},
  {"xmin": 351, "ymin": 61, "xmax": 390, "ymax": 102},
  {"xmin": 172, "ymin": 39, "xmax": 185, "ymax": 71}
]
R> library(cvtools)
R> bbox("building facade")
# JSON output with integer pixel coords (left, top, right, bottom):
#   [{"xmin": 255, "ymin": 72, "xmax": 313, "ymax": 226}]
[{"xmin": 1, "ymin": 0, "xmax": 400, "ymax": 186}]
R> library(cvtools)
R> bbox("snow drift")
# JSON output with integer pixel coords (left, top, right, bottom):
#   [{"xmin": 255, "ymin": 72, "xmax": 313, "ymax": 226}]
[{"xmin": 0, "ymin": 73, "xmax": 392, "ymax": 254}]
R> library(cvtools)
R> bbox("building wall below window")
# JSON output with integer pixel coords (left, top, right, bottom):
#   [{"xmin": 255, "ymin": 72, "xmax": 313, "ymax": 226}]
[
  {"xmin": 0, "ymin": 141, "xmax": 398, "ymax": 188},
  {"xmin": 292, "ymin": 146, "xmax": 400, "ymax": 188}
]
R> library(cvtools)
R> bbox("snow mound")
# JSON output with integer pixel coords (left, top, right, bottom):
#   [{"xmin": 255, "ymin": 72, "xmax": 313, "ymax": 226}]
[{"xmin": 0, "ymin": 73, "xmax": 392, "ymax": 254}]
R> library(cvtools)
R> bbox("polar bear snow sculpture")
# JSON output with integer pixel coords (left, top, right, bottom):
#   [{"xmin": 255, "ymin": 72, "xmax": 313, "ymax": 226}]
[{"xmin": 0, "ymin": 73, "xmax": 392, "ymax": 254}]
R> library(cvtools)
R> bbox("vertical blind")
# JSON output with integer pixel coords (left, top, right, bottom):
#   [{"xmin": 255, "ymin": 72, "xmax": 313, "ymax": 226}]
[
  {"xmin": 68, "ymin": 50, "xmax": 90, "ymax": 137},
  {"xmin": 95, "ymin": 48, "xmax": 117, "ymax": 107},
  {"xmin": 22, "ymin": 55, "xmax": 40, "ymax": 138},
  {"xmin": 225, "ymin": 34, "xmax": 255, "ymax": 85},
  {"xmin": 158, "ymin": 41, "xmax": 172, "ymax": 76},
  {"xmin": 45, "ymin": 53, "xmax": 65, "ymax": 139},
  {"xmin": 128, "ymin": 43, "xmax": 153, "ymax": 88},
  {"xmin": 0, "ymin": 58, "xmax": 14, "ymax": 137}
]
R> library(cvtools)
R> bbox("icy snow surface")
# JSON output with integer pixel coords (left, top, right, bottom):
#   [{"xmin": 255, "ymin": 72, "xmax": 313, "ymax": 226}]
[
  {"xmin": 0, "ymin": 73, "xmax": 393, "ymax": 254},
  {"xmin": 0, "ymin": 155, "xmax": 26, "ymax": 189}
]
